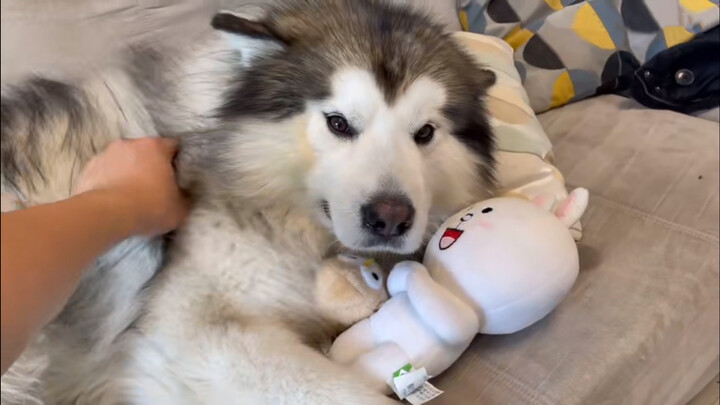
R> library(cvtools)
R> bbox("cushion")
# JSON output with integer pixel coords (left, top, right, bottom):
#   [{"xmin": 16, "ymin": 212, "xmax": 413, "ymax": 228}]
[
  {"xmin": 432, "ymin": 95, "xmax": 720, "ymax": 404},
  {"xmin": 454, "ymin": 32, "xmax": 583, "ymax": 238},
  {"xmin": 457, "ymin": 0, "xmax": 720, "ymax": 113}
]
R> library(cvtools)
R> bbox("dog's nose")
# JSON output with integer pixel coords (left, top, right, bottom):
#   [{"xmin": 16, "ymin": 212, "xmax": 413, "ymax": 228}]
[{"xmin": 361, "ymin": 194, "xmax": 415, "ymax": 237}]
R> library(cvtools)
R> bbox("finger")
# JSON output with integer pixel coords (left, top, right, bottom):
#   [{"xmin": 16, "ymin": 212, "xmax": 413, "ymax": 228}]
[
  {"xmin": 158, "ymin": 137, "xmax": 179, "ymax": 153},
  {"xmin": 144, "ymin": 137, "xmax": 179, "ymax": 159}
]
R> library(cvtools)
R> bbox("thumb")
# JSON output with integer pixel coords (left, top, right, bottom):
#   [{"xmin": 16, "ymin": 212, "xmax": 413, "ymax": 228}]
[{"xmin": 158, "ymin": 137, "xmax": 180, "ymax": 156}]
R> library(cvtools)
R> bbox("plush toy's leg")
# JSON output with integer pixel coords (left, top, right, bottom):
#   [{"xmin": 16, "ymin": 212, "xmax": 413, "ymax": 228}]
[
  {"xmin": 352, "ymin": 342, "xmax": 412, "ymax": 394},
  {"xmin": 329, "ymin": 318, "xmax": 375, "ymax": 364}
]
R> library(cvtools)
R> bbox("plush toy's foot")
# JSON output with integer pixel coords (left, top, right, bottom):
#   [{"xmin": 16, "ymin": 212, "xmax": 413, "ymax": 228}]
[
  {"xmin": 570, "ymin": 220, "xmax": 583, "ymax": 241},
  {"xmin": 351, "ymin": 342, "xmax": 412, "ymax": 395}
]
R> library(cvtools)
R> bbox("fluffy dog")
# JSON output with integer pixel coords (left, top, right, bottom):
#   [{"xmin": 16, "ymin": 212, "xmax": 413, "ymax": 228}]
[{"xmin": 0, "ymin": 1, "xmax": 496, "ymax": 403}]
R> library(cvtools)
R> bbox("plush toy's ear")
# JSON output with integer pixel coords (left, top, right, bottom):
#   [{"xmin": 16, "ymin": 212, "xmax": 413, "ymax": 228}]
[{"xmin": 554, "ymin": 188, "xmax": 589, "ymax": 228}]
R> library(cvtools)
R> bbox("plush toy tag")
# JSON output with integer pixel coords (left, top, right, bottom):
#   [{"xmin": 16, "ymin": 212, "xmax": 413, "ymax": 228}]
[
  {"xmin": 392, "ymin": 363, "xmax": 414, "ymax": 379},
  {"xmin": 405, "ymin": 382, "xmax": 444, "ymax": 405},
  {"xmin": 388, "ymin": 363, "xmax": 443, "ymax": 403}
]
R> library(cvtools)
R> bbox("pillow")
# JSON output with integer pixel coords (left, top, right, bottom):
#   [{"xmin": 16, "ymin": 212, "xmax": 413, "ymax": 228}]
[
  {"xmin": 457, "ymin": 0, "xmax": 720, "ymax": 113},
  {"xmin": 390, "ymin": 0, "xmax": 462, "ymax": 31},
  {"xmin": 454, "ymin": 32, "xmax": 584, "ymax": 239}
]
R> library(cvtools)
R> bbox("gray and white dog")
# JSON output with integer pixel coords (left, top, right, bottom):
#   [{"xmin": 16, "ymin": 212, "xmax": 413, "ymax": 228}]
[{"xmin": 0, "ymin": 0, "xmax": 496, "ymax": 403}]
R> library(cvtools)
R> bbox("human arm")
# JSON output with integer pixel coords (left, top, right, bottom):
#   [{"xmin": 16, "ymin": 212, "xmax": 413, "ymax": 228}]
[{"xmin": 1, "ymin": 137, "xmax": 189, "ymax": 374}]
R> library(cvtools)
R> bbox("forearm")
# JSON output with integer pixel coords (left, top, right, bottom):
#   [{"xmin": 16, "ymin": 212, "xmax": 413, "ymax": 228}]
[{"xmin": 1, "ymin": 190, "xmax": 139, "ymax": 373}]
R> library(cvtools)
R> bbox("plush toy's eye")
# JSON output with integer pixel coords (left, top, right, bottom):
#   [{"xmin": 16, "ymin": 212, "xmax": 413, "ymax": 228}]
[
  {"xmin": 461, "ymin": 213, "xmax": 474, "ymax": 222},
  {"xmin": 481, "ymin": 207, "xmax": 493, "ymax": 214},
  {"xmin": 361, "ymin": 267, "xmax": 383, "ymax": 290}
]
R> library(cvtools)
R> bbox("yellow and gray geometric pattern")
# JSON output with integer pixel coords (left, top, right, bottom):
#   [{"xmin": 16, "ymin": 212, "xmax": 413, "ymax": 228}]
[{"xmin": 458, "ymin": 0, "xmax": 720, "ymax": 112}]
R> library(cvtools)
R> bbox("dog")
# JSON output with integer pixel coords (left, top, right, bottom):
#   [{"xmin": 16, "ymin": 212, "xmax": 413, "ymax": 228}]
[{"xmin": 0, "ymin": 1, "xmax": 496, "ymax": 403}]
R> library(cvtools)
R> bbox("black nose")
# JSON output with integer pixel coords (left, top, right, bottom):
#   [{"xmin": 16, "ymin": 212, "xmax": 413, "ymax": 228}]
[{"xmin": 361, "ymin": 194, "xmax": 415, "ymax": 237}]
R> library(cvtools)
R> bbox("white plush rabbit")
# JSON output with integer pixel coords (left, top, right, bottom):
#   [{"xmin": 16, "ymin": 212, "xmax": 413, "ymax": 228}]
[{"xmin": 330, "ymin": 189, "xmax": 589, "ymax": 392}]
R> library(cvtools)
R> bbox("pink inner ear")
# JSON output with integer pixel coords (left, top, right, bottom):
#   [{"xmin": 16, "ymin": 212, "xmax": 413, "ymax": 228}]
[{"xmin": 555, "ymin": 194, "xmax": 576, "ymax": 220}]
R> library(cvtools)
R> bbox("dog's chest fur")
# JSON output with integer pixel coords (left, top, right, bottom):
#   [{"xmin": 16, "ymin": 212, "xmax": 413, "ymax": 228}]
[{"xmin": 142, "ymin": 201, "xmax": 339, "ymax": 347}]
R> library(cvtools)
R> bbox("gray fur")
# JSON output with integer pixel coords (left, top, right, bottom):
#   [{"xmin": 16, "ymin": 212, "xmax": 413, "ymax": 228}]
[
  {"xmin": 214, "ymin": 0, "xmax": 496, "ymax": 178},
  {"xmin": 1, "ymin": 79, "xmax": 100, "ymax": 199}
]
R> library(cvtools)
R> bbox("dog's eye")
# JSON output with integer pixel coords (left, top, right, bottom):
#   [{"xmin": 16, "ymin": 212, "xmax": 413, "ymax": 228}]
[
  {"xmin": 414, "ymin": 124, "xmax": 435, "ymax": 145},
  {"xmin": 326, "ymin": 115, "xmax": 354, "ymax": 138}
]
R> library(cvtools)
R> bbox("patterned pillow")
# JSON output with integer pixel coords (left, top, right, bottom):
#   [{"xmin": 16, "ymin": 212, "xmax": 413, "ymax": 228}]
[
  {"xmin": 458, "ymin": 0, "xmax": 720, "ymax": 113},
  {"xmin": 454, "ymin": 32, "xmax": 584, "ymax": 239}
]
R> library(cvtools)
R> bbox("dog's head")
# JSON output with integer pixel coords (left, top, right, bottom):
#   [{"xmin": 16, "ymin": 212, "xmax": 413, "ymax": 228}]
[{"xmin": 205, "ymin": 0, "xmax": 495, "ymax": 254}]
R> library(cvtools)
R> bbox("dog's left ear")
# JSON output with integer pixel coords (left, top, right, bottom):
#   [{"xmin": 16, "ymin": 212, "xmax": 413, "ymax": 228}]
[
  {"xmin": 211, "ymin": 12, "xmax": 287, "ymax": 45},
  {"xmin": 212, "ymin": 12, "xmax": 288, "ymax": 65}
]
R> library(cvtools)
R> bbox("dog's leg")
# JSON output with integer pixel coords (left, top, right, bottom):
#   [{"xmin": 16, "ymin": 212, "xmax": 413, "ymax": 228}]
[
  {"xmin": 2, "ymin": 78, "xmax": 112, "ymax": 205},
  {"xmin": 1, "ymin": 72, "xmax": 159, "ymax": 205},
  {"xmin": 213, "ymin": 322, "xmax": 400, "ymax": 405},
  {"xmin": 118, "ymin": 312, "xmax": 400, "ymax": 405}
]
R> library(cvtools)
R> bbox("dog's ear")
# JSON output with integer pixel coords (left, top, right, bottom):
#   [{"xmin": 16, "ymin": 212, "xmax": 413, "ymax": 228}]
[
  {"xmin": 211, "ymin": 12, "xmax": 288, "ymax": 45},
  {"xmin": 477, "ymin": 69, "xmax": 497, "ymax": 91},
  {"xmin": 212, "ymin": 12, "xmax": 288, "ymax": 66}
]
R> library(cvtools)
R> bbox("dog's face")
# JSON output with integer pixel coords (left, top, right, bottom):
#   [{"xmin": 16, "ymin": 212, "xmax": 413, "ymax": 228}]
[
  {"xmin": 304, "ymin": 70, "xmax": 486, "ymax": 253},
  {"xmin": 208, "ymin": 0, "xmax": 496, "ymax": 254}
]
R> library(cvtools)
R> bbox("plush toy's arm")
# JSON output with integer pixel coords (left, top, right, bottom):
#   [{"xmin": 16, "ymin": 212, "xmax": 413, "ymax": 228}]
[
  {"xmin": 398, "ymin": 262, "xmax": 479, "ymax": 345},
  {"xmin": 386, "ymin": 261, "xmax": 425, "ymax": 297}
]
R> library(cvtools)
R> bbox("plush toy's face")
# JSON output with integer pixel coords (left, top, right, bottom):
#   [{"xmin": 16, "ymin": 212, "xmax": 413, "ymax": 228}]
[
  {"xmin": 436, "ymin": 198, "xmax": 528, "ymax": 252},
  {"xmin": 425, "ymin": 197, "xmax": 578, "ymax": 323},
  {"xmin": 438, "ymin": 207, "xmax": 494, "ymax": 251}
]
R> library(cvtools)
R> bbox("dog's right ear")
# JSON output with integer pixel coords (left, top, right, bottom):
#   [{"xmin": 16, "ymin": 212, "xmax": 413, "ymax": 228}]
[{"xmin": 211, "ymin": 12, "xmax": 288, "ymax": 45}]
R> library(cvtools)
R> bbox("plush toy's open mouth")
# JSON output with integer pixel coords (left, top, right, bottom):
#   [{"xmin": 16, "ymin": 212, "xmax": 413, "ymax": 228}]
[{"xmin": 439, "ymin": 227, "xmax": 463, "ymax": 250}]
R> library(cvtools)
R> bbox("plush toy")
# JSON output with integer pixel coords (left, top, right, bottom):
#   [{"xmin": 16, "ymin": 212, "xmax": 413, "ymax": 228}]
[
  {"xmin": 329, "ymin": 188, "xmax": 589, "ymax": 392},
  {"xmin": 315, "ymin": 254, "xmax": 389, "ymax": 328}
]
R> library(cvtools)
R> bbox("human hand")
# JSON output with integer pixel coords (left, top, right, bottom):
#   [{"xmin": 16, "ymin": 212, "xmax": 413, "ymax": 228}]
[{"xmin": 74, "ymin": 137, "xmax": 190, "ymax": 236}]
